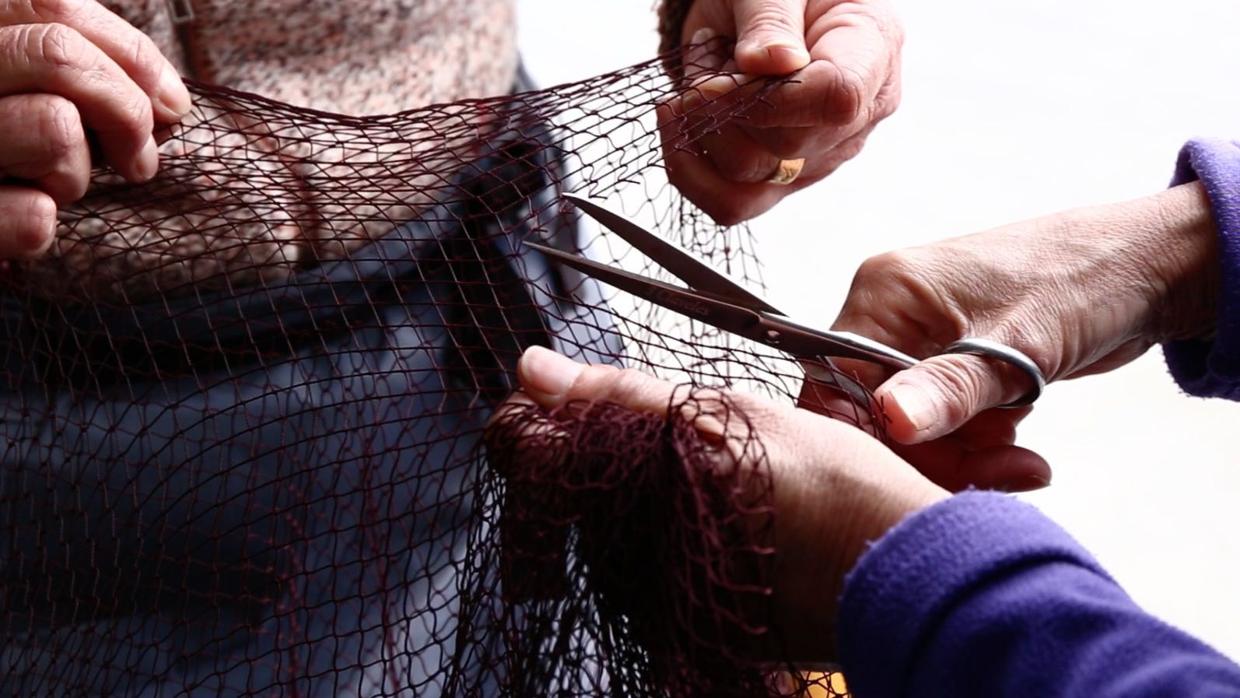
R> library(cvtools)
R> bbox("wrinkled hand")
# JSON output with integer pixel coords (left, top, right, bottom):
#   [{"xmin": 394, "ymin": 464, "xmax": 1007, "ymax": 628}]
[
  {"xmin": 0, "ymin": 0, "xmax": 191, "ymax": 258},
  {"xmin": 664, "ymin": 0, "xmax": 902, "ymax": 224},
  {"xmin": 503, "ymin": 345, "xmax": 947, "ymax": 659},
  {"xmin": 803, "ymin": 182, "xmax": 1218, "ymax": 489}
]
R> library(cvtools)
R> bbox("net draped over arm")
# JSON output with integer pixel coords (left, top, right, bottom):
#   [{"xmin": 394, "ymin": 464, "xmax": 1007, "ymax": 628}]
[{"xmin": 101, "ymin": 0, "xmax": 520, "ymax": 115}]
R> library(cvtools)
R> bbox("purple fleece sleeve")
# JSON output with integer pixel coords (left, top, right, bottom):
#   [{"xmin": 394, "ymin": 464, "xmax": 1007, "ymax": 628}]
[
  {"xmin": 837, "ymin": 492, "xmax": 1240, "ymax": 697},
  {"xmin": 1164, "ymin": 138, "xmax": 1240, "ymax": 398}
]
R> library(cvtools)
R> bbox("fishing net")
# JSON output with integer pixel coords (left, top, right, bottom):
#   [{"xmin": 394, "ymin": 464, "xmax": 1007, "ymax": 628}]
[{"xmin": 0, "ymin": 40, "xmax": 882, "ymax": 696}]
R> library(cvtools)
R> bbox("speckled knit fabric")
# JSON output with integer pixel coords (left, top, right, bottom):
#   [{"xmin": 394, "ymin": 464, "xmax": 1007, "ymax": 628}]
[
  {"xmin": 21, "ymin": 0, "xmax": 695, "ymax": 300},
  {"xmin": 25, "ymin": 0, "xmax": 515, "ymax": 298},
  {"xmin": 102, "ymin": 0, "xmax": 519, "ymax": 115}
]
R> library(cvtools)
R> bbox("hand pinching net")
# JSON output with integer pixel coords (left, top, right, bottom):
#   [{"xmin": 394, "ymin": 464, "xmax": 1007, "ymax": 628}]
[{"xmin": 0, "ymin": 44, "xmax": 880, "ymax": 696}]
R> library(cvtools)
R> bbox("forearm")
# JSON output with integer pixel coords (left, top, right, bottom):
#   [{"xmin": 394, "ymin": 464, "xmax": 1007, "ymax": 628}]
[{"xmin": 838, "ymin": 492, "xmax": 1240, "ymax": 698}]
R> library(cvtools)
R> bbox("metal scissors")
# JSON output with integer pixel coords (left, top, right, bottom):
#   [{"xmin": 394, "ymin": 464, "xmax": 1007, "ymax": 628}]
[{"xmin": 525, "ymin": 194, "xmax": 1045, "ymax": 408}]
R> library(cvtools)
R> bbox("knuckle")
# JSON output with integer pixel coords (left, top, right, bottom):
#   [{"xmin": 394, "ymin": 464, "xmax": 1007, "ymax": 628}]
[
  {"xmin": 117, "ymin": 87, "xmax": 153, "ymax": 131},
  {"xmin": 854, "ymin": 249, "xmax": 918, "ymax": 285},
  {"xmin": 874, "ymin": 84, "xmax": 901, "ymax": 120},
  {"xmin": 834, "ymin": 131, "xmax": 869, "ymax": 162},
  {"xmin": 919, "ymin": 360, "xmax": 987, "ymax": 423},
  {"xmin": 823, "ymin": 65, "xmax": 869, "ymax": 124},
  {"xmin": 126, "ymin": 33, "xmax": 163, "ymax": 78},
  {"xmin": 708, "ymin": 199, "xmax": 747, "ymax": 227},
  {"xmin": 1002, "ymin": 312, "xmax": 1060, "ymax": 375},
  {"xmin": 34, "ymin": 95, "xmax": 83, "ymax": 158},
  {"xmin": 30, "ymin": 22, "xmax": 84, "ymax": 71},
  {"xmin": 27, "ymin": 0, "xmax": 79, "ymax": 22},
  {"xmin": 848, "ymin": 248, "xmax": 968, "ymax": 334},
  {"xmin": 747, "ymin": 5, "xmax": 801, "ymax": 36}
]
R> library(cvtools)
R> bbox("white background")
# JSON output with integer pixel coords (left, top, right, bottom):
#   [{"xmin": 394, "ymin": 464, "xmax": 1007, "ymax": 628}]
[{"xmin": 518, "ymin": 1, "xmax": 1240, "ymax": 658}]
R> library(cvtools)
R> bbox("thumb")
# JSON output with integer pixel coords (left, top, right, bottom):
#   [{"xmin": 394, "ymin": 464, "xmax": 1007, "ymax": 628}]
[
  {"xmin": 732, "ymin": 0, "xmax": 810, "ymax": 75},
  {"xmin": 876, "ymin": 354, "xmax": 1012, "ymax": 444}
]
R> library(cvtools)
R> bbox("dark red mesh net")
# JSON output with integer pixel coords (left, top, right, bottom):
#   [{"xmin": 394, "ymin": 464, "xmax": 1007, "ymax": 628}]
[{"xmin": 0, "ymin": 44, "xmax": 880, "ymax": 696}]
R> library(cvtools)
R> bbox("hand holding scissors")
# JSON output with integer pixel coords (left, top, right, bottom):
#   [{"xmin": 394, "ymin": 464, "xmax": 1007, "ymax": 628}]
[{"xmin": 526, "ymin": 194, "xmax": 1046, "ymax": 415}]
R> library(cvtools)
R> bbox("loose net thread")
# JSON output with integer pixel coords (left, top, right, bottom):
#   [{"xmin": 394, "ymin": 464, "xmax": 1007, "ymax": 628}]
[{"xmin": 0, "ymin": 42, "xmax": 880, "ymax": 696}]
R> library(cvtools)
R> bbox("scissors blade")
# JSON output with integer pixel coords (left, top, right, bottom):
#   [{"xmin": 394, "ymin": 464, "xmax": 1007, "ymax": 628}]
[
  {"xmin": 756, "ymin": 318, "xmax": 918, "ymax": 370},
  {"xmin": 525, "ymin": 241, "xmax": 767, "ymax": 337},
  {"xmin": 562, "ymin": 193, "xmax": 782, "ymax": 315},
  {"xmin": 527, "ymin": 241, "xmax": 917, "ymax": 371}
]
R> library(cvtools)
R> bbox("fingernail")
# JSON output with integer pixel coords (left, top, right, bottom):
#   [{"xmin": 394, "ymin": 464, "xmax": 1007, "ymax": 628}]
[
  {"xmin": 518, "ymin": 346, "xmax": 585, "ymax": 405},
  {"xmin": 690, "ymin": 28, "xmax": 715, "ymax": 46},
  {"xmin": 695, "ymin": 74, "xmax": 734, "ymax": 100},
  {"xmin": 885, "ymin": 382, "xmax": 937, "ymax": 435},
  {"xmin": 735, "ymin": 37, "xmax": 761, "ymax": 57},
  {"xmin": 155, "ymin": 63, "xmax": 193, "ymax": 118},
  {"xmin": 1012, "ymin": 473, "xmax": 1052, "ymax": 491},
  {"xmin": 736, "ymin": 37, "xmax": 810, "ymax": 73},
  {"xmin": 766, "ymin": 43, "xmax": 811, "ymax": 69},
  {"xmin": 134, "ymin": 135, "xmax": 159, "ymax": 181},
  {"xmin": 675, "ymin": 76, "xmax": 728, "ymax": 114}
]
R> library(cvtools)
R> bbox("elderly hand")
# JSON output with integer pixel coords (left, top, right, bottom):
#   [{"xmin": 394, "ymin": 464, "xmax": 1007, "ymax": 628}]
[
  {"xmin": 807, "ymin": 182, "xmax": 1218, "ymax": 471},
  {"xmin": 664, "ymin": 0, "xmax": 902, "ymax": 225},
  {"xmin": 0, "ymin": 0, "xmax": 191, "ymax": 259},
  {"xmin": 504, "ymin": 345, "xmax": 947, "ymax": 659}
]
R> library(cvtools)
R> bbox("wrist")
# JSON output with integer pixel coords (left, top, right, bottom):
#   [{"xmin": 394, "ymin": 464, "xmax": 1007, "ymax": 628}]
[
  {"xmin": 772, "ymin": 442, "xmax": 946, "ymax": 661},
  {"xmin": 1142, "ymin": 181, "xmax": 1219, "ymax": 342}
]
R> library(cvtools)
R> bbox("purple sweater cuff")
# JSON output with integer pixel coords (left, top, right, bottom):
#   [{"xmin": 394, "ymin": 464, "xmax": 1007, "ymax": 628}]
[
  {"xmin": 836, "ymin": 491, "xmax": 1240, "ymax": 697},
  {"xmin": 836, "ymin": 491, "xmax": 1104, "ymax": 697},
  {"xmin": 1164, "ymin": 138, "xmax": 1240, "ymax": 399}
]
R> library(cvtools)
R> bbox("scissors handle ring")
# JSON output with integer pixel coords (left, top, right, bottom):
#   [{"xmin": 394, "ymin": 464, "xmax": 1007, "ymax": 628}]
[{"xmin": 942, "ymin": 338, "xmax": 1046, "ymax": 408}]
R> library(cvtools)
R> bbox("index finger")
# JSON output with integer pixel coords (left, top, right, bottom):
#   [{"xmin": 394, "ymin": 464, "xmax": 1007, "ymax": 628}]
[{"xmin": 0, "ymin": 0, "xmax": 191, "ymax": 120}]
